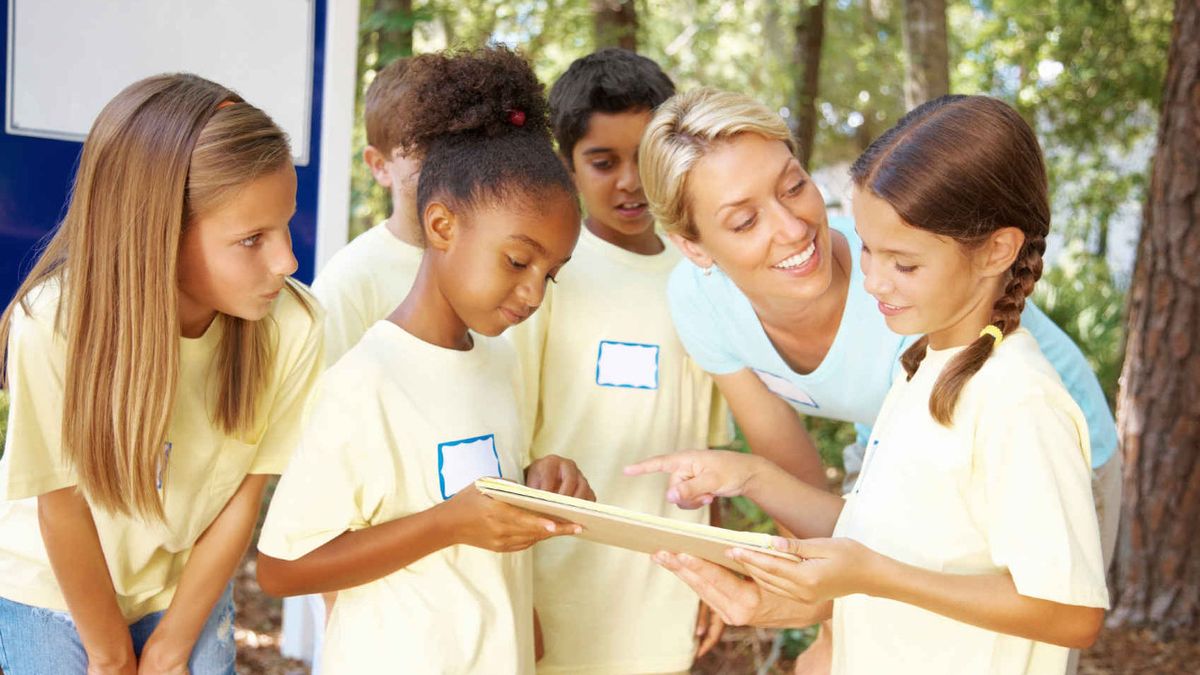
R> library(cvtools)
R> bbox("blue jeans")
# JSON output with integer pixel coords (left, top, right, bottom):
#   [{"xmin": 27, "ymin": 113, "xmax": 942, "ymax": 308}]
[{"xmin": 0, "ymin": 583, "xmax": 236, "ymax": 674}]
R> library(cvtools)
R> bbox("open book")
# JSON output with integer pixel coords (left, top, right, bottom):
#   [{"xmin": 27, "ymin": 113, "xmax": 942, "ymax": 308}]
[{"xmin": 475, "ymin": 477, "xmax": 800, "ymax": 573}]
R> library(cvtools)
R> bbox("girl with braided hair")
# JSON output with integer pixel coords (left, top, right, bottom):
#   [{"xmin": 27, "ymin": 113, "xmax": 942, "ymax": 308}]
[{"xmin": 629, "ymin": 95, "xmax": 1108, "ymax": 674}]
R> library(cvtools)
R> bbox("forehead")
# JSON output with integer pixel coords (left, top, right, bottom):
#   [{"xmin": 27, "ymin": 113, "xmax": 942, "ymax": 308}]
[
  {"xmin": 689, "ymin": 134, "xmax": 796, "ymax": 203},
  {"xmin": 577, "ymin": 109, "xmax": 654, "ymax": 150},
  {"xmin": 468, "ymin": 194, "xmax": 580, "ymax": 256},
  {"xmin": 852, "ymin": 189, "xmax": 961, "ymax": 254},
  {"xmin": 197, "ymin": 165, "xmax": 296, "ymax": 227}
]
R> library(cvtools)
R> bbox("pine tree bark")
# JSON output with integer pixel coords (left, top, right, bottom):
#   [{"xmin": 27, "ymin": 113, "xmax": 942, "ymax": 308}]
[
  {"xmin": 1111, "ymin": 0, "xmax": 1200, "ymax": 636},
  {"xmin": 900, "ymin": 0, "xmax": 949, "ymax": 108},
  {"xmin": 593, "ymin": 0, "xmax": 637, "ymax": 51},
  {"xmin": 792, "ymin": 0, "xmax": 826, "ymax": 169}
]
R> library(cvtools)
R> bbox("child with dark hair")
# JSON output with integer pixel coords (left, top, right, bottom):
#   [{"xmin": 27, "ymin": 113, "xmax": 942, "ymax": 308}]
[
  {"xmin": 256, "ymin": 47, "xmax": 595, "ymax": 674},
  {"xmin": 512, "ymin": 48, "xmax": 731, "ymax": 674}
]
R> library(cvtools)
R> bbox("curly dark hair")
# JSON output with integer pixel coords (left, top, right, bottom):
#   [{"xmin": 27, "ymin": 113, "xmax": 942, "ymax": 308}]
[
  {"xmin": 409, "ymin": 46, "xmax": 576, "ymax": 226},
  {"xmin": 548, "ymin": 48, "xmax": 675, "ymax": 168}
]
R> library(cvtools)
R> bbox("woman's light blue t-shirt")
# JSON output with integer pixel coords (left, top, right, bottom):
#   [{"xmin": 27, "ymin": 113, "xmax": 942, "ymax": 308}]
[{"xmin": 666, "ymin": 216, "xmax": 1117, "ymax": 468}]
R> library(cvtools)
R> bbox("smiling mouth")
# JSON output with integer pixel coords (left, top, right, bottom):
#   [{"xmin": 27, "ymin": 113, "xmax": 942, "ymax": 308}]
[
  {"xmin": 615, "ymin": 201, "xmax": 647, "ymax": 212},
  {"xmin": 772, "ymin": 241, "xmax": 817, "ymax": 269},
  {"xmin": 501, "ymin": 307, "xmax": 530, "ymax": 324}
]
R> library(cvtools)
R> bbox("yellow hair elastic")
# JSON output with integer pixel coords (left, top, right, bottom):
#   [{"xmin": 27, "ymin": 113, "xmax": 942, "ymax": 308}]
[{"xmin": 979, "ymin": 324, "xmax": 1004, "ymax": 347}]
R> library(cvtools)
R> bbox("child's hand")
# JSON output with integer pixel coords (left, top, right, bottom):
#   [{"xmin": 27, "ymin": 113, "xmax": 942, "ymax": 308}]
[
  {"xmin": 624, "ymin": 450, "xmax": 761, "ymax": 509},
  {"xmin": 652, "ymin": 551, "xmax": 831, "ymax": 628},
  {"xmin": 444, "ymin": 485, "xmax": 580, "ymax": 552},
  {"xmin": 525, "ymin": 455, "xmax": 596, "ymax": 501},
  {"xmin": 694, "ymin": 600, "xmax": 726, "ymax": 658},
  {"xmin": 729, "ymin": 537, "xmax": 881, "ymax": 605}
]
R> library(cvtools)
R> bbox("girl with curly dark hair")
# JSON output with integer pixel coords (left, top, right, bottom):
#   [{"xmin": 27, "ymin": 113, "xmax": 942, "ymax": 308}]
[{"xmin": 254, "ymin": 47, "xmax": 594, "ymax": 674}]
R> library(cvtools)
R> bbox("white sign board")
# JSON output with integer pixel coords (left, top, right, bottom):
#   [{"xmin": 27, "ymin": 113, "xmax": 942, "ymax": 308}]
[{"xmin": 7, "ymin": 0, "xmax": 315, "ymax": 163}]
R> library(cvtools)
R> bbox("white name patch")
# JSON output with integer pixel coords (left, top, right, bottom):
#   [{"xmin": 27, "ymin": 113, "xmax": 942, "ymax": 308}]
[
  {"xmin": 752, "ymin": 369, "xmax": 819, "ymax": 409},
  {"xmin": 437, "ymin": 434, "xmax": 501, "ymax": 499},
  {"xmin": 595, "ymin": 340, "xmax": 659, "ymax": 390}
]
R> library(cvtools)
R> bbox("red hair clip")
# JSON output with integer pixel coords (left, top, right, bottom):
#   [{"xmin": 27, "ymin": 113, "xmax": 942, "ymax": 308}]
[
  {"xmin": 507, "ymin": 109, "xmax": 526, "ymax": 127},
  {"xmin": 216, "ymin": 99, "xmax": 236, "ymax": 111}
]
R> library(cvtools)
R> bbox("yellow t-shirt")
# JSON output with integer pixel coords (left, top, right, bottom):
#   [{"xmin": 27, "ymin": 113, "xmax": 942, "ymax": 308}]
[
  {"xmin": 258, "ymin": 321, "xmax": 534, "ymax": 675},
  {"xmin": 311, "ymin": 220, "xmax": 423, "ymax": 366},
  {"xmin": 0, "ymin": 278, "xmax": 323, "ymax": 621},
  {"xmin": 832, "ymin": 329, "xmax": 1109, "ymax": 675},
  {"xmin": 510, "ymin": 228, "xmax": 730, "ymax": 675}
]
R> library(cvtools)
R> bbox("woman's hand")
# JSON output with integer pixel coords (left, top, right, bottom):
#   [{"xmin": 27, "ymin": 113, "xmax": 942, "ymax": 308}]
[
  {"xmin": 624, "ymin": 450, "xmax": 764, "ymax": 509},
  {"xmin": 652, "ymin": 551, "xmax": 830, "ymax": 628},
  {"xmin": 525, "ymin": 455, "xmax": 596, "ymax": 501},
  {"xmin": 731, "ymin": 537, "xmax": 882, "ymax": 604}
]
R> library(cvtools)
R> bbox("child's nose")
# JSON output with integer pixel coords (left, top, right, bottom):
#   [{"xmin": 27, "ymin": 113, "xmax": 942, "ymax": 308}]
[{"xmin": 616, "ymin": 162, "xmax": 641, "ymax": 193}]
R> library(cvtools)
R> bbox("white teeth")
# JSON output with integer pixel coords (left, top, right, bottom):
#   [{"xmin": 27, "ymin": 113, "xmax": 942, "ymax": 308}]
[
  {"xmin": 618, "ymin": 202, "xmax": 645, "ymax": 209},
  {"xmin": 774, "ymin": 242, "xmax": 816, "ymax": 269}
]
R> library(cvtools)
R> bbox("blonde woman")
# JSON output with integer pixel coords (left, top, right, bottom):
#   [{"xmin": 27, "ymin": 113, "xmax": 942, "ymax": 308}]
[
  {"xmin": 0, "ymin": 74, "xmax": 323, "ymax": 674},
  {"xmin": 631, "ymin": 89, "xmax": 1120, "ymax": 671}
]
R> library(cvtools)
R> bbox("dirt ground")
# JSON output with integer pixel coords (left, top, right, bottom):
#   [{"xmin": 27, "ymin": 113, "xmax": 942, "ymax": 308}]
[{"xmin": 231, "ymin": 552, "xmax": 1200, "ymax": 675}]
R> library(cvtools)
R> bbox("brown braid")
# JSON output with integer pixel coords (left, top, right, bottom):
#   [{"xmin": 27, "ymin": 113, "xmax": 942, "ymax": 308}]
[{"xmin": 923, "ymin": 232, "xmax": 1047, "ymax": 424}]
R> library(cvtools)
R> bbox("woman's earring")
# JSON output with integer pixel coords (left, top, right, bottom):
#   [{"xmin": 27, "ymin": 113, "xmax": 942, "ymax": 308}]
[{"xmin": 702, "ymin": 266, "xmax": 713, "ymax": 276}]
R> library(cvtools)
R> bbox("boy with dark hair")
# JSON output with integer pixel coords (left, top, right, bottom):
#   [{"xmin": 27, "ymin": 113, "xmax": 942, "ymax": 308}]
[{"xmin": 513, "ymin": 48, "xmax": 730, "ymax": 674}]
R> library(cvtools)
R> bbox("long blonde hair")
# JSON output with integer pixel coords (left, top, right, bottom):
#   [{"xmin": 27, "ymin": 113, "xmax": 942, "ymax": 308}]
[
  {"xmin": 640, "ymin": 87, "xmax": 796, "ymax": 241},
  {"xmin": 0, "ymin": 73, "xmax": 308, "ymax": 520}
]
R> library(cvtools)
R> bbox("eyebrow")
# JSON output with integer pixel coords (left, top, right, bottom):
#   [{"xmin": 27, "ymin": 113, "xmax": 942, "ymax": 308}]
[
  {"xmin": 716, "ymin": 157, "xmax": 799, "ymax": 216},
  {"xmin": 857, "ymin": 234, "xmax": 920, "ymax": 257},
  {"xmin": 508, "ymin": 234, "xmax": 548, "ymax": 255},
  {"xmin": 580, "ymin": 147, "xmax": 615, "ymax": 156},
  {"xmin": 232, "ymin": 207, "xmax": 296, "ymax": 238}
]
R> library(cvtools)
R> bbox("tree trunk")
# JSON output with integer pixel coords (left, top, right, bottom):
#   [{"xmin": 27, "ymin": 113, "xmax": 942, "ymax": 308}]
[
  {"xmin": 791, "ymin": 0, "xmax": 826, "ymax": 169},
  {"xmin": 900, "ymin": 0, "xmax": 949, "ymax": 109},
  {"xmin": 593, "ymin": 0, "xmax": 637, "ymax": 51},
  {"xmin": 376, "ymin": 0, "xmax": 415, "ymax": 61},
  {"xmin": 1110, "ymin": 0, "xmax": 1200, "ymax": 637}
]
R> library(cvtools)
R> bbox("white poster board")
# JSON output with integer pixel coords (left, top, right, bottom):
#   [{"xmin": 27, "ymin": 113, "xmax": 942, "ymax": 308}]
[{"xmin": 7, "ymin": 0, "xmax": 315, "ymax": 164}]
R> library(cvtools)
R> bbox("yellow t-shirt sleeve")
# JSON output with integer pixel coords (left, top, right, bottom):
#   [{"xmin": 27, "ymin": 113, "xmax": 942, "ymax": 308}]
[
  {"xmin": 978, "ymin": 393, "xmax": 1109, "ymax": 609},
  {"xmin": 258, "ymin": 385, "xmax": 389, "ymax": 560},
  {"xmin": 508, "ymin": 283, "xmax": 552, "ymax": 463},
  {"xmin": 1, "ymin": 299, "xmax": 74, "ymax": 499},
  {"xmin": 248, "ymin": 292, "xmax": 325, "ymax": 475},
  {"xmin": 312, "ymin": 270, "xmax": 373, "ymax": 368},
  {"xmin": 705, "ymin": 372, "xmax": 734, "ymax": 448}
]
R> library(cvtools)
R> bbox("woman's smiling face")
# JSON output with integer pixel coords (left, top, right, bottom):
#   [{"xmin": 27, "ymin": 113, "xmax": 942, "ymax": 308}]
[{"xmin": 676, "ymin": 133, "xmax": 835, "ymax": 306}]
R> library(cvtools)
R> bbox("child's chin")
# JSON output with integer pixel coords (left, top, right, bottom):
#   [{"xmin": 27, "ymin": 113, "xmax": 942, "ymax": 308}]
[{"xmin": 882, "ymin": 316, "xmax": 922, "ymax": 336}]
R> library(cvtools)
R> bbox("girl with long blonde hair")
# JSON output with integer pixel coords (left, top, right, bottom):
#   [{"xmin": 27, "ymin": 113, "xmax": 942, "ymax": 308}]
[{"xmin": 0, "ymin": 73, "xmax": 322, "ymax": 674}]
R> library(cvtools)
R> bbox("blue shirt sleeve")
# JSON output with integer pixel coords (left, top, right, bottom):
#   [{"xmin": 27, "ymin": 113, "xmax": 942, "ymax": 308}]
[
  {"xmin": 667, "ymin": 260, "xmax": 745, "ymax": 375},
  {"xmin": 1020, "ymin": 301, "xmax": 1118, "ymax": 468}
]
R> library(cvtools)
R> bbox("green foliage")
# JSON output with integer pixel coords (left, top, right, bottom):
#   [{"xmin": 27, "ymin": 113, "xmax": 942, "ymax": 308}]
[
  {"xmin": 1034, "ymin": 246, "xmax": 1127, "ymax": 405},
  {"xmin": 779, "ymin": 625, "xmax": 821, "ymax": 660}
]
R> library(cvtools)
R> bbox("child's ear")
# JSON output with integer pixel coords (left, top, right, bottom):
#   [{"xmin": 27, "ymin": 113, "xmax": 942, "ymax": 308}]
[
  {"xmin": 363, "ymin": 145, "xmax": 393, "ymax": 188},
  {"xmin": 668, "ymin": 232, "xmax": 716, "ymax": 270},
  {"xmin": 423, "ymin": 202, "xmax": 457, "ymax": 252},
  {"xmin": 981, "ymin": 226, "xmax": 1026, "ymax": 276}
]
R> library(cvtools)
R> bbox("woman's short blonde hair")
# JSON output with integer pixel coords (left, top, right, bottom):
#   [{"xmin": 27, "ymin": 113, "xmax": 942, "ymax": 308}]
[{"xmin": 640, "ymin": 87, "xmax": 796, "ymax": 240}]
